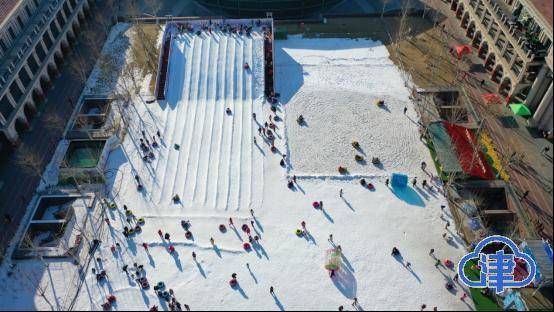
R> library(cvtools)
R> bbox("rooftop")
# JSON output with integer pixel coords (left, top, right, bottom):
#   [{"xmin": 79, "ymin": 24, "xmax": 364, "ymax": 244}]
[{"xmin": 0, "ymin": 0, "xmax": 21, "ymax": 28}]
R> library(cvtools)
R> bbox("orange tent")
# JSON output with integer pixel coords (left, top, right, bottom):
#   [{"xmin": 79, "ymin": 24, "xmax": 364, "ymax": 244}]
[{"xmin": 455, "ymin": 45, "xmax": 472, "ymax": 59}]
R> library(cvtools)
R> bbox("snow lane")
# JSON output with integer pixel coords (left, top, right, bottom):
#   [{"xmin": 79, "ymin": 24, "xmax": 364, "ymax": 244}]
[
  {"xmin": 184, "ymin": 33, "xmax": 213, "ymax": 202},
  {"xmin": 217, "ymin": 34, "xmax": 236, "ymax": 210},
  {"xmin": 228, "ymin": 36, "xmax": 245, "ymax": 211},
  {"xmin": 241, "ymin": 36, "xmax": 253, "ymax": 210},
  {"xmin": 209, "ymin": 34, "xmax": 229, "ymax": 209},
  {"xmin": 155, "ymin": 37, "xmax": 190, "ymax": 204},
  {"xmin": 194, "ymin": 33, "xmax": 221, "ymax": 205},
  {"xmin": 160, "ymin": 34, "xmax": 199, "ymax": 204},
  {"xmin": 178, "ymin": 34, "xmax": 210, "ymax": 202}
]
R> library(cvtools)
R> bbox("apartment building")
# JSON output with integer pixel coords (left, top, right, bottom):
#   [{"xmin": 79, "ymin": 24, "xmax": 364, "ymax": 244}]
[{"xmin": 0, "ymin": 0, "xmax": 92, "ymax": 149}]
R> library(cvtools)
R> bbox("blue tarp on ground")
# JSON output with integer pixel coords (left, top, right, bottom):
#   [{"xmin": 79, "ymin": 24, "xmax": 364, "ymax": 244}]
[{"xmin": 391, "ymin": 173, "xmax": 408, "ymax": 188}]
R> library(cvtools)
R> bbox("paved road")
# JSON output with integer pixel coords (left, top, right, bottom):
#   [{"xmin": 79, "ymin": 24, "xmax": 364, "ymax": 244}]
[{"xmin": 0, "ymin": 2, "xmax": 113, "ymax": 261}]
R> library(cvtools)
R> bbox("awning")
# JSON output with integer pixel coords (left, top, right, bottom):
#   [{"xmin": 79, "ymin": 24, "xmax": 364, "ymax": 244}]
[
  {"xmin": 442, "ymin": 121, "xmax": 495, "ymax": 180},
  {"xmin": 455, "ymin": 45, "xmax": 472, "ymax": 59},
  {"xmin": 509, "ymin": 103, "xmax": 532, "ymax": 116}
]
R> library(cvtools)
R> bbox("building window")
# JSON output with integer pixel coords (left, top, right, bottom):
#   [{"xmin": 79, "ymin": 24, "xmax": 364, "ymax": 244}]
[
  {"xmin": 0, "ymin": 95, "xmax": 15, "ymax": 120},
  {"xmin": 27, "ymin": 55, "xmax": 40, "ymax": 74},
  {"xmin": 63, "ymin": 2, "xmax": 72, "ymax": 18},
  {"xmin": 35, "ymin": 43, "xmax": 47, "ymax": 62},
  {"xmin": 8, "ymin": 27, "xmax": 16, "ymax": 41},
  {"xmin": 50, "ymin": 21, "xmax": 60, "ymax": 39},
  {"xmin": 0, "ymin": 39, "xmax": 7, "ymax": 52},
  {"xmin": 25, "ymin": 5, "xmax": 32, "ymax": 18},
  {"xmin": 17, "ymin": 16, "xmax": 24, "ymax": 29},
  {"xmin": 19, "ymin": 68, "xmax": 32, "ymax": 89},
  {"xmin": 42, "ymin": 32, "xmax": 53, "ymax": 50},
  {"xmin": 9, "ymin": 81, "xmax": 24, "ymax": 104},
  {"xmin": 56, "ymin": 12, "xmax": 66, "ymax": 29}
]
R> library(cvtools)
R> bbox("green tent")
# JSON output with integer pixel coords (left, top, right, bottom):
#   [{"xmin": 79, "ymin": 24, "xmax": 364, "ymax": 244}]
[{"xmin": 509, "ymin": 103, "xmax": 532, "ymax": 117}]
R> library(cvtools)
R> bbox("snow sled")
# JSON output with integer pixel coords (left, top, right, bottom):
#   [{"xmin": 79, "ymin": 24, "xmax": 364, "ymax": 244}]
[
  {"xmin": 295, "ymin": 229, "xmax": 304, "ymax": 236},
  {"xmin": 371, "ymin": 157, "xmax": 381, "ymax": 165},
  {"xmin": 137, "ymin": 218, "xmax": 145, "ymax": 225},
  {"xmin": 138, "ymin": 277, "xmax": 150, "ymax": 289},
  {"xmin": 219, "ymin": 224, "xmax": 227, "ymax": 232},
  {"xmin": 134, "ymin": 225, "xmax": 142, "ymax": 233},
  {"xmin": 185, "ymin": 231, "xmax": 193, "ymax": 239},
  {"xmin": 153, "ymin": 281, "xmax": 165, "ymax": 291}
]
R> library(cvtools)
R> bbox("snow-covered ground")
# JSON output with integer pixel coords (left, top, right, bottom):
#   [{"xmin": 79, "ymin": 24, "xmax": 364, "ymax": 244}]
[
  {"xmin": 0, "ymin": 28, "xmax": 474, "ymax": 311},
  {"xmin": 277, "ymin": 36, "xmax": 427, "ymax": 177}
]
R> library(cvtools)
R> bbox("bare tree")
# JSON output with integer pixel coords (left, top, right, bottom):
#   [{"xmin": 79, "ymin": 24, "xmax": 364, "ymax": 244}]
[{"xmin": 15, "ymin": 146, "xmax": 47, "ymax": 187}]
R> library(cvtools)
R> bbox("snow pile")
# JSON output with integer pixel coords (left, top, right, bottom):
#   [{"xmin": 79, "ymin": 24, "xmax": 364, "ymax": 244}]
[{"xmin": 276, "ymin": 36, "xmax": 426, "ymax": 177}]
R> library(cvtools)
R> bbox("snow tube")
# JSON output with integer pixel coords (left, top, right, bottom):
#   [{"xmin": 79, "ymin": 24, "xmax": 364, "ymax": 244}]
[
  {"xmin": 109, "ymin": 203, "xmax": 117, "ymax": 209},
  {"xmin": 295, "ymin": 229, "xmax": 303, "ymax": 236},
  {"xmin": 185, "ymin": 231, "xmax": 193, "ymax": 239},
  {"xmin": 162, "ymin": 291, "xmax": 170, "ymax": 299},
  {"xmin": 241, "ymin": 224, "xmax": 249, "ymax": 232},
  {"xmin": 137, "ymin": 218, "xmax": 145, "ymax": 224},
  {"xmin": 125, "ymin": 210, "xmax": 133, "ymax": 216},
  {"xmin": 134, "ymin": 225, "xmax": 142, "ymax": 232},
  {"xmin": 157, "ymin": 281, "xmax": 165, "ymax": 289},
  {"xmin": 229, "ymin": 279, "xmax": 238, "ymax": 287},
  {"xmin": 312, "ymin": 201, "xmax": 320, "ymax": 209},
  {"xmin": 219, "ymin": 224, "xmax": 227, "ymax": 232},
  {"xmin": 128, "ymin": 228, "xmax": 135, "ymax": 235},
  {"xmin": 243, "ymin": 242, "xmax": 251, "ymax": 250}
]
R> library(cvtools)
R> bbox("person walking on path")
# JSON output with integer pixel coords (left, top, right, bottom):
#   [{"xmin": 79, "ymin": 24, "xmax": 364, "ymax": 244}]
[
  {"xmin": 338, "ymin": 306, "xmax": 344, "ymax": 311},
  {"xmin": 4, "ymin": 214, "xmax": 12, "ymax": 224},
  {"xmin": 352, "ymin": 297, "xmax": 358, "ymax": 307},
  {"xmin": 385, "ymin": 178, "xmax": 389, "ymax": 187},
  {"xmin": 421, "ymin": 161, "xmax": 427, "ymax": 171},
  {"xmin": 339, "ymin": 189, "xmax": 343, "ymax": 198},
  {"xmin": 429, "ymin": 248, "xmax": 434, "ymax": 256},
  {"xmin": 412, "ymin": 177, "xmax": 417, "ymax": 187},
  {"xmin": 460, "ymin": 293, "xmax": 468, "ymax": 301},
  {"xmin": 250, "ymin": 209, "xmax": 255, "ymax": 217},
  {"xmin": 404, "ymin": 107, "xmax": 408, "ymax": 114},
  {"xmin": 521, "ymin": 190, "xmax": 529, "ymax": 200},
  {"xmin": 541, "ymin": 146, "xmax": 550, "ymax": 156},
  {"xmin": 270, "ymin": 286, "xmax": 275, "ymax": 295},
  {"xmin": 406, "ymin": 262, "xmax": 412, "ymax": 269},
  {"xmin": 445, "ymin": 221, "xmax": 450, "ymax": 230},
  {"xmin": 328, "ymin": 234, "xmax": 333, "ymax": 243},
  {"xmin": 435, "ymin": 259, "xmax": 441, "ymax": 267},
  {"xmin": 192, "ymin": 252, "xmax": 196, "ymax": 260},
  {"xmin": 453, "ymin": 273, "xmax": 459, "ymax": 282}
]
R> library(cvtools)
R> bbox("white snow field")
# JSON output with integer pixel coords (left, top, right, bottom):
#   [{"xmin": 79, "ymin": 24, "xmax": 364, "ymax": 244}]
[
  {"xmin": 276, "ymin": 36, "xmax": 428, "ymax": 177},
  {"xmin": 0, "ymin": 26, "xmax": 474, "ymax": 311}
]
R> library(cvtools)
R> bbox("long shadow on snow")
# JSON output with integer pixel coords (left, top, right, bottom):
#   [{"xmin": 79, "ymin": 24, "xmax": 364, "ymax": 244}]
[{"xmin": 391, "ymin": 185, "xmax": 425, "ymax": 207}]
